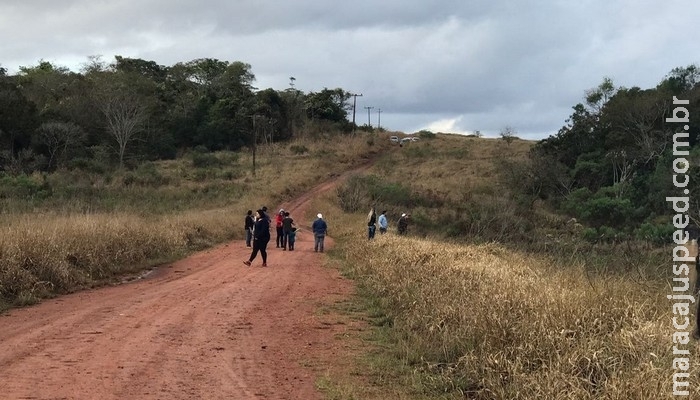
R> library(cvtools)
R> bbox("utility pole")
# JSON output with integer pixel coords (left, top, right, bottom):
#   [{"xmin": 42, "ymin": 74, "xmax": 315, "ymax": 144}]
[
  {"xmin": 350, "ymin": 93, "xmax": 363, "ymax": 134},
  {"xmin": 364, "ymin": 106, "xmax": 374, "ymax": 127},
  {"xmin": 377, "ymin": 108, "xmax": 382, "ymax": 130},
  {"xmin": 251, "ymin": 115, "xmax": 257, "ymax": 176},
  {"xmin": 289, "ymin": 77, "xmax": 296, "ymax": 138}
]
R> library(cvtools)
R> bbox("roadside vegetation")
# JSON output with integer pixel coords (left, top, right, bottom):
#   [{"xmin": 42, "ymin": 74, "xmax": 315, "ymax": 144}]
[
  {"xmin": 0, "ymin": 133, "xmax": 391, "ymax": 311},
  {"xmin": 3, "ymin": 57, "xmax": 700, "ymax": 399},
  {"xmin": 312, "ymin": 132, "xmax": 699, "ymax": 399}
]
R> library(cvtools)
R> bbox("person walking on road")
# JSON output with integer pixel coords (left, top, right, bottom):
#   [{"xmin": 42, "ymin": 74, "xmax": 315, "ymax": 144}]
[
  {"xmin": 367, "ymin": 207, "xmax": 377, "ymax": 240},
  {"xmin": 244, "ymin": 209, "xmax": 270, "ymax": 267},
  {"xmin": 244, "ymin": 209, "xmax": 255, "ymax": 247},
  {"xmin": 378, "ymin": 210, "xmax": 388, "ymax": 235},
  {"xmin": 312, "ymin": 213, "xmax": 328, "ymax": 253}
]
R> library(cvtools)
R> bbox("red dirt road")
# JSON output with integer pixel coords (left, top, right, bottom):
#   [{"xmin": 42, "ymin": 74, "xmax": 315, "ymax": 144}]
[{"xmin": 0, "ymin": 177, "xmax": 358, "ymax": 399}]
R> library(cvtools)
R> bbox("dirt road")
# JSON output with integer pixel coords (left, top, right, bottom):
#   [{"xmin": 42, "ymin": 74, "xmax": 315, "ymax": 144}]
[{"xmin": 0, "ymin": 176, "xmax": 359, "ymax": 399}]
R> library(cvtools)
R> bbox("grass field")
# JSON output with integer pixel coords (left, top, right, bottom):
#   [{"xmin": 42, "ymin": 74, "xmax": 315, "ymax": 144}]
[
  {"xmin": 1, "ymin": 131, "xmax": 695, "ymax": 399},
  {"xmin": 308, "ymin": 134, "xmax": 699, "ymax": 399}
]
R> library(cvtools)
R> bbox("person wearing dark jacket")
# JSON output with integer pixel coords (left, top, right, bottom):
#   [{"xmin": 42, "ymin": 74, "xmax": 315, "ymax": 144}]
[
  {"xmin": 397, "ymin": 213, "xmax": 409, "ymax": 235},
  {"xmin": 244, "ymin": 210, "xmax": 254, "ymax": 247},
  {"xmin": 244, "ymin": 210, "xmax": 271, "ymax": 267},
  {"xmin": 281, "ymin": 211, "xmax": 295, "ymax": 250},
  {"xmin": 312, "ymin": 213, "xmax": 328, "ymax": 253}
]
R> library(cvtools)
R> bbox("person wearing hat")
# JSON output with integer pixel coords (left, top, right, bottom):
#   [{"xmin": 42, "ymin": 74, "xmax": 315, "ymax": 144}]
[
  {"xmin": 397, "ymin": 213, "xmax": 409, "ymax": 235},
  {"xmin": 312, "ymin": 213, "xmax": 328, "ymax": 252}
]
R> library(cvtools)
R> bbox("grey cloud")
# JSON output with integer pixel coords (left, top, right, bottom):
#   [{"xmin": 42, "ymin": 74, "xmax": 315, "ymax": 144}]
[{"xmin": 1, "ymin": 0, "xmax": 699, "ymax": 139}]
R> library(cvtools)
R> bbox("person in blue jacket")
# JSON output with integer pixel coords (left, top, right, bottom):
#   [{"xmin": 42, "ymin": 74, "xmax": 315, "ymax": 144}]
[
  {"xmin": 378, "ymin": 210, "xmax": 388, "ymax": 234},
  {"xmin": 312, "ymin": 213, "xmax": 328, "ymax": 253}
]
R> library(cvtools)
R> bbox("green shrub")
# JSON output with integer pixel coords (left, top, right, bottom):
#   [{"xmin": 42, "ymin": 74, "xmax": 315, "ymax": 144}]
[
  {"xmin": 0, "ymin": 174, "xmax": 51, "ymax": 199},
  {"xmin": 417, "ymin": 130, "xmax": 436, "ymax": 139},
  {"xmin": 564, "ymin": 187, "xmax": 635, "ymax": 229},
  {"xmin": 634, "ymin": 222, "xmax": 676, "ymax": 244},
  {"xmin": 582, "ymin": 227, "xmax": 599, "ymax": 242}
]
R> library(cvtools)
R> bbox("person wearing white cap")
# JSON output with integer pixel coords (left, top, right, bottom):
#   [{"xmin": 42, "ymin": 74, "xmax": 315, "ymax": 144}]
[
  {"xmin": 397, "ymin": 213, "xmax": 409, "ymax": 235},
  {"xmin": 312, "ymin": 213, "xmax": 328, "ymax": 252}
]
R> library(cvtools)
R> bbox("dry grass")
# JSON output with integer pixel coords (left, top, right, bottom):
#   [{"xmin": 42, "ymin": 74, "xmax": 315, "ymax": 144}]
[
  {"xmin": 4, "ymin": 132, "xmax": 692, "ymax": 399},
  {"xmin": 373, "ymin": 134, "xmax": 533, "ymax": 202},
  {"xmin": 310, "ymin": 135, "xmax": 697, "ymax": 399},
  {"xmin": 0, "ymin": 132, "xmax": 390, "ymax": 310},
  {"xmin": 345, "ymin": 235, "xmax": 693, "ymax": 399}
]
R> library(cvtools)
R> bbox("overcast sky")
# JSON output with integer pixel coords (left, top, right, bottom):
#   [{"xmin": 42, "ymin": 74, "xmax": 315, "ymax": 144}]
[{"xmin": 1, "ymin": 1, "xmax": 699, "ymax": 139}]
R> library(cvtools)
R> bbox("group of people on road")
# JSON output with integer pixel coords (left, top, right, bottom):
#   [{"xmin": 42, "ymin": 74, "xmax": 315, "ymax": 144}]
[
  {"xmin": 367, "ymin": 208, "xmax": 410, "ymax": 239},
  {"xmin": 243, "ymin": 205, "xmax": 409, "ymax": 267},
  {"xmin": 243, "ymin": 206, "xmax": 328, "ymax": 267}
]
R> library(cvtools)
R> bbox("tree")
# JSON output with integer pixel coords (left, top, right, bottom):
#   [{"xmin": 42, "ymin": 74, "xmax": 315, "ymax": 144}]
[
  {"xmin": 36, "ymin": 121, "xmax": 86, "ymax": 170},
  {"xmin": 658, "ymin": 64, "xmax": 700, "ymax": 93},
  {"xmin": 0, "ymin": 76, "xmax": 38, "ymax": 161},
  {"xmin": 305, "ymin": 88, "xmax": 351, "ymax": 124},
  {"xmin": 500, "ymin": 125, "xmax": 517, "ymax": 145},
  {"xmin": 94, "ymin": 77, "xmax": 148, "ymax": 168},
  {"xmin": 585, "ymin": 77, "xmax": 617, "ymax": 115}
]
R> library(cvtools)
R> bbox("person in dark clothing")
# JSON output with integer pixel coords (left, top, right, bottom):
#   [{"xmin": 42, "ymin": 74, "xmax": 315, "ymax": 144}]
[
  {"xmin": 244, "ymin": 210, "xmax": 270, "ymax": 267},
  {"xmin": 244, "ymin": 210, "xmax": 255, "ymax": 247},
  {"xmin": 261, "ymin": 206, "xmax": 271, "ymax": 222},
  {"xmin": 288, "ymin": 227, "xmax": 297, "ymax": 251},
  {"xmin": 312, "ymin": 213, "xmax": 328, "ymax": 252},
  {"xmin": 281, "ymin": 211, "xmax": 295, "ymax": 250},
  {"xmin": 397, "ymin": 213, "xmax": 409, "ymax": 235},
  {"xmin": 367, "ymin": 207, "xmax": 377, "ymax": 240}
]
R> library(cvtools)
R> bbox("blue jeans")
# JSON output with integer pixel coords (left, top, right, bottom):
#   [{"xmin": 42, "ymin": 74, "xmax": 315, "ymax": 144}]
[
  {"xmin": 368, "ymin": 225, "xmax": 376, "ymax": 240},
  {"xmin": 314, "ymin": 234, "xmax": 325, "ymax": 252},
  {"xmin": 282, "ymin": 230, "xmax": 292, "ymax": 249},
  {"xmin": 245, "ymin": 229, "xmax": 252, "ymax": 246}
]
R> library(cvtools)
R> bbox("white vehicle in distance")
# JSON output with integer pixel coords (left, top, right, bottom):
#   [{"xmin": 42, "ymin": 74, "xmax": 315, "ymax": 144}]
[
  {"xmin": 390, "ymin": 136, "xmax": 399, "ymax": 143},
  {"xmin": 400, "ymin": 137, "xmax": 412, "ymax": 145},
  {"xmin": 410, "ymin": 137, "xmax": 420, "ymax": 142}
]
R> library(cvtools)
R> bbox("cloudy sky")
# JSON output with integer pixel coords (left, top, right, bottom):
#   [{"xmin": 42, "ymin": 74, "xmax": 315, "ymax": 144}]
[{"xmin": 1, "ymin": 1, "xmax": 699, "ymax": 139}]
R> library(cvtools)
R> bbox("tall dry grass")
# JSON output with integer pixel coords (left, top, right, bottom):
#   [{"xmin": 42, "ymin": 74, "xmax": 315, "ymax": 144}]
[
  {"xmin": 328, "ymin": 229, "xmax": 698, "ymax": 399},
  {"xmin": 0, "ymin": 132, "xmax": 390, "ymax": 310},
  {"xmin": 308, "ymin": 135, "xmax": 697, "ymax": 399}
]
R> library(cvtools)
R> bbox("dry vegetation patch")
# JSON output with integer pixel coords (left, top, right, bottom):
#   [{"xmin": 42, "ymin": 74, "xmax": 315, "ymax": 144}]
[
  {"xmin": 0, "ymin": 133, "xmax": 389, "ymax": 310},
  {"xmin": 333, "ymin": 234, "xmax": 695, "ymax": 399}
]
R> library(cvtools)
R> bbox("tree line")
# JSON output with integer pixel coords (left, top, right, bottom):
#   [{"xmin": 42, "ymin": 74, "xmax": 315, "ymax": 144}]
[
  {"xmin": 0, "ymin": 56, "xmax": 356, "ymax": 173},
  {"xmin": 519, "ymin": 65, "xmax": 700, "ymax": 242}
]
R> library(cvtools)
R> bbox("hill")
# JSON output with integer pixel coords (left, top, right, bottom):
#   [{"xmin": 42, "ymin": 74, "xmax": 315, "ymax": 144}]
[{"xmin": 0, "ymin": 131, "xmax": 696, "ymax": 398}]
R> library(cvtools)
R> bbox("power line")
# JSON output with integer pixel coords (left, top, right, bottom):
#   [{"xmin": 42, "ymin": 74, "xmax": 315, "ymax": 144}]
[{"xmin": 364, "ymin": 106, "xmax": 374, "ymax": 127}]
